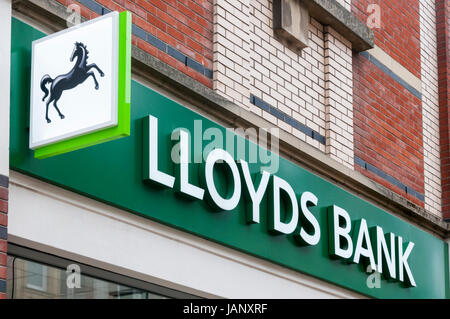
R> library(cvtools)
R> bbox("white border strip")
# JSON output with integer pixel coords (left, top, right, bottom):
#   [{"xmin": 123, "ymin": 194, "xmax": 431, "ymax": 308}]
[{"xmin": 367, "ymin": 45, "xmax": 422, "ymax": 94}]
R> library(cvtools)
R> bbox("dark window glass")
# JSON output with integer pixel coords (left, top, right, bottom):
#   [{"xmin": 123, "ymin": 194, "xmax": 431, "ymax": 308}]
[{"xmin": 7, "ymin": 256, "xmax": 168, "ymax": 299}]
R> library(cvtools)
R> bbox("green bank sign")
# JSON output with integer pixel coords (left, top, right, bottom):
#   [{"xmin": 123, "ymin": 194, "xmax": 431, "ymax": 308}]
[
  {"xmin": 10, "ymin": 18, "xmax": 450, "ymax": 299},
  {"xmin": 144, "ymin": 114, "xmax": 418, "ymax": 287}
]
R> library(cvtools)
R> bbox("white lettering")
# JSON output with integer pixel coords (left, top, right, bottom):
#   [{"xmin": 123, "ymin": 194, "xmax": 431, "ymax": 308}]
[
  {"xmin": 328, "ymin": 205, "xmax": 353, "ymax": 259},
  {"xmin": 373, "ymin": 226, "xmax": 396, "ymax": 279},
  {"xmin": 147, "ymin": 115, "xmax": 175, "ymax": 188},
  {"xmin": 352, "ymin": 219, "xmax": 376, "ymax": 271},
  {"xmin": 397, "ymin": 236, "xmax": 416, "ymax": 287},
  {"xmin": 238, "ymin": 160, "xmax": 270, "ymax": 224},
  {"xmin": 172, "ymin": 129, "xmax": 204, "ymax": 200},
  {"xmin": 203, "ymin": 149, "xmax": 241, "ymax": 211},
  {"xmin": 298, "ymin": 191, "xmax": 321, "ymax": 246},
  {"xmin": 269, "ymin": 175, "xmax": 299, "ymax": 234}
]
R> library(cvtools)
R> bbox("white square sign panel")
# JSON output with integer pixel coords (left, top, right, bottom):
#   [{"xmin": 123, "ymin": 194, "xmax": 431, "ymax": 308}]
[{"xmin": 29, "ymin": 12, "xmax": 119, "ymax": 149}]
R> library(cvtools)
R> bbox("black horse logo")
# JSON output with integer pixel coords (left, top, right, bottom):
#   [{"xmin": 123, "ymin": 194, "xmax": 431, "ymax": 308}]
[{"xmin": 40, "ymin": 42, "xmax": 105, "ymax": 123}]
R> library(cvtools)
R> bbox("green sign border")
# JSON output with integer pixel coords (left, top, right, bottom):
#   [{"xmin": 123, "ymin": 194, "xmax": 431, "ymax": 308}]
[
  {"xmin": 33, "ymin": 11, "xmax": 131, "ymax": 159},
  {"xmin": 9, "ymin": 17, "xmax": 450, "ymax": 299}
]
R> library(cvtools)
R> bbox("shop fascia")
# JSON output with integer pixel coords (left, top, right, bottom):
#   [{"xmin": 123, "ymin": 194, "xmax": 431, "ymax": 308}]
[{"xmin": 144, "ymin": 115, "xmax": 416, "ymax": 288}]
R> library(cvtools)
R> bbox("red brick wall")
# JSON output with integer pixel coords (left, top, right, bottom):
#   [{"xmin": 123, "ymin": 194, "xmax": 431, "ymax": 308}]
[
  {"xmin": 353, "ymin": 55, "xmax": 424, "ymax": 207},
  {"xmin": 352, "ymin": 0, "xmax": 421, "ymax": 79},
  {"xmin": 57, "ymin": 0, "xmax": 214, "ymax": 87},
  {"xmin": 352, "ymin": 0, "xmax": 424, "ymax": 207},
  {"xmin": 436, "ymin": 0, "xmax": 450, "ymax": 219},
  {"xmin": 0, "ymin": 181, "xmax": 7, "ymax": 299}
]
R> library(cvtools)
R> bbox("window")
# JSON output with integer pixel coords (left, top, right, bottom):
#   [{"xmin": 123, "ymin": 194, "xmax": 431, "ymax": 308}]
[
  {"xmin": 25, "ymin": 260, "xmax": 47, "ymax": 292},
  {"xmin": 7, "ymin": 244, "xmax": 197, "ymax": 299}
]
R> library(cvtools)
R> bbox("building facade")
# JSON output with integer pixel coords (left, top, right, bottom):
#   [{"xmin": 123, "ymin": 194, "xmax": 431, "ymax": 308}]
[{"xmin": 0, "ymin": 0, "xmax": 449, "ymax": 298}]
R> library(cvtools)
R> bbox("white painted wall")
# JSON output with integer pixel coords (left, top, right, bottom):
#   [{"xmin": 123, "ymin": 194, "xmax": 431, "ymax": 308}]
[
  {"xmin": 0, "ymin": 0, "xmax": 11, "ymax": 177},
  {"xmin": 8, "ymin": 171, "xmax": 363, "ymax": 299}
]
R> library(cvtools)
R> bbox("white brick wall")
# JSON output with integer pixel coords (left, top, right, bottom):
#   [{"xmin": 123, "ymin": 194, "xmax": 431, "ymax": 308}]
[
  {"xmin": 420, "ymin": 0, "xmax": 442, "ymax": 217},
  {"xmin": 324, "ymin": 26, "xmax": 354, "ymax": 169},
  {"xmin": 213, "ymin": 0, "xmax": 251, "ymax": 109},
  {"xmin": 213, "ymin": 0, "xmax": 354, "ymax": 167},
  {"xmin": 250, "ymin": 1, "xmax": 326, "ymax": 152}
]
